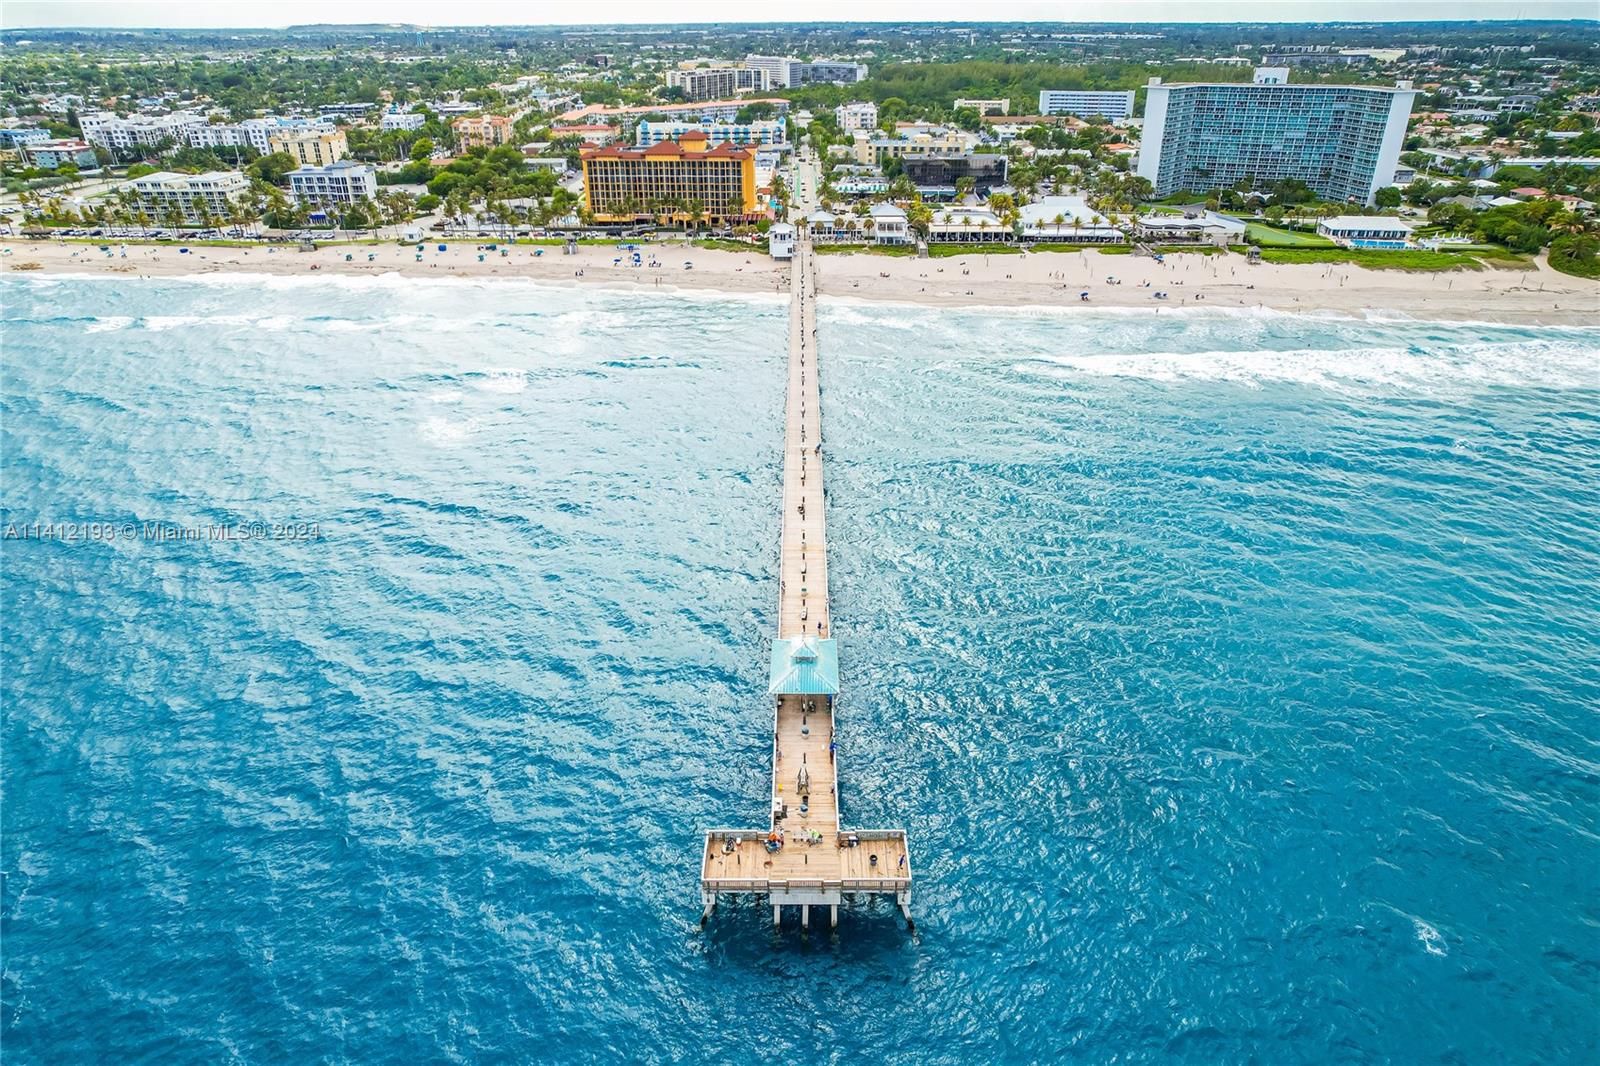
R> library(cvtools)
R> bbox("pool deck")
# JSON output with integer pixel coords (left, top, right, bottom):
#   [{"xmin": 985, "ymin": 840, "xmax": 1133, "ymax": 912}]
[{"xmin": 698, "ymin": 239, "xmax": 912, "ymax": 931}]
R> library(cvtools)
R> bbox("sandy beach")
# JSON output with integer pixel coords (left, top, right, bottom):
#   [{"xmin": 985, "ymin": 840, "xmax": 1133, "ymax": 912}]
[{"xmin": 6, "ymin": 238, "xmax": 1597, "ymax": 325}]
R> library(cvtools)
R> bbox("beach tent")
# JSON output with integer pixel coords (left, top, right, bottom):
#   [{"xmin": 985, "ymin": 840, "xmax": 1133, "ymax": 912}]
[{"xmin": 769, "ymin": 636, "xmax": 840, "ymax": 696}]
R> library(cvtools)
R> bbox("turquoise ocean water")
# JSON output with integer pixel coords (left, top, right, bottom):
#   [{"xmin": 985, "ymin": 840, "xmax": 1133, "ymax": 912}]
[{"xmin": 3, "ymin": 275, "xmax": 1598, "ymax": 1063}]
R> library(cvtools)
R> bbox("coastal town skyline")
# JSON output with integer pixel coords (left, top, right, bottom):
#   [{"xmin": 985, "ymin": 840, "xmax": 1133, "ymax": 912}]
[{"xmin": 6, "ymin": 1, "xmax": 1597, "ymax": 28}]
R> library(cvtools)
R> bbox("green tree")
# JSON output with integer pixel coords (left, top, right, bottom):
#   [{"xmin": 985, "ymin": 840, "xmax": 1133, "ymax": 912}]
[
  {"xmin": 1374, "ymin": 186, "xmax": 1403, "ymax": 209},
  {"xmin": 248, "ymin": 151, "xmax": 298, "ymax": 186}
]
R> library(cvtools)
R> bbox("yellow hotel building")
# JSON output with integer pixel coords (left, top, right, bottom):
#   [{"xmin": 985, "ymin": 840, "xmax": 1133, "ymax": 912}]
[
  {"xmin": 268, "ymin": 128, "xmax": 348, "ymax": 166},
  {"xmin": 580, "ymin": 131, "xmax": 757, "ymax": 222}
]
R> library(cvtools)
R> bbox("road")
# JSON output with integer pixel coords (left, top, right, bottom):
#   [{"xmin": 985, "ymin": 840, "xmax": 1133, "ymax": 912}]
[{"xmin": 787, "ymin": 143, "xmax": 823, "ymax": 219}]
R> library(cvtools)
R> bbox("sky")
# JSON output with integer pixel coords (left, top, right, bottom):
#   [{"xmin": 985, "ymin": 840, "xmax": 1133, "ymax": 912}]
[{"xmin": 3, "ymin": 0, "xmax": 1595, "ymax": 29}]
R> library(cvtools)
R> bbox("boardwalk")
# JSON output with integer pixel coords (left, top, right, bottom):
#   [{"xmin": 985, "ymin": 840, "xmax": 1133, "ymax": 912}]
[{"xmin": 699, "ymin": 239, "xmax": 912, "ymax": 932}]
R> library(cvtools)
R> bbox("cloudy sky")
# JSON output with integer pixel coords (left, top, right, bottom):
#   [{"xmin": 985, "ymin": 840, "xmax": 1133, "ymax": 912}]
[{"xmin": 3, "ymin": 0, "xmax": 1594, "ymax": 29}]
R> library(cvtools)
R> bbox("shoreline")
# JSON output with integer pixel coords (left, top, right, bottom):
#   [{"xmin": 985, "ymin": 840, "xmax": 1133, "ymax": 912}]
[{"xmin": 5, "ymin": 239, "xmax": 1597, "ymax": 326}]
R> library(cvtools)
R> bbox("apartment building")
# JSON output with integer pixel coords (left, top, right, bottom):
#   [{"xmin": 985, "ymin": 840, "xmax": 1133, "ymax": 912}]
[
  {"xmin": 852, "ymin": 128, "xmax": 974, "ymax": 166},
  {"xmin": 189, "ymin": 116, "xmax": 333, "ymax": 155},
  {"xmin": 127, "ymin": 170, "xmax": 249, "ymax": 221},
  {"xmin": 268, "ymin": 127, "xmax": 349, "ymax": 166},
  {"xmin": 666, "ymin": 67, "xmax": 769, "ymax": 102},
  {"xmin": 635, "ymin": 119, "xmax": 785, "ymax": 148},
  {"xmin": 288, "ymin": 160, "xmax": 379, "ymax": 205},
  {"xmin": 793, "ymin": 61, "xmax": 868, "ymax": 85},
  {"xmin": 79, "ymin": 111, "xmax": 201, "ymax": 152},
  {"xmin": 1037, "ymin": 90, "xmax": 1137, "ymax": 120},
  {"xmin": 834, "ymin": 102, "xmax": 879, "ymax": 131},
  {"xmin": 560, "ymin": 99, "xmax": 790, "ymax": 129},
  {"xmin": 380, "ymin": 110, "xmax": 427, "ymax": 131},
  {"xmin": 1136, "ymin": 68, "xmax": 1417, "ymax": 204},
  {"xmin": 955, "ymin": 98, "xmax": 1011, "ymax": 115},
  {"xmin": 580, "ymin": 131, "xmax": 756, "ymax": 221},
  {"xmin": 742, "ymin": 55, "xmax": 868, "ymax": 88},
  {"xmin": 0, "ymin": 128, "xmax": 51, "ymax": 149},
  {"xmin": 452, "ymin": 114, "xmax": 515, "ymax": 149},
  {"xmin": 22, "ymin": 139, "xmax": 99, "ymax": 170}
]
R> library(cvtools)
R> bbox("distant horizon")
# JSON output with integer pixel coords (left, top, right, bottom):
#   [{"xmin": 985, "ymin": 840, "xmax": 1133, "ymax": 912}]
[{"xmin": 4, "ymin": 0, "xmax": 1597, "ymax": 32}]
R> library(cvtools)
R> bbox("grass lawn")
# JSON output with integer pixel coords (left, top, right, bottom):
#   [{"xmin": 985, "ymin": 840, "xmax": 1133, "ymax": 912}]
[
  {"xmin": 927, "ymin": 243, "xmax": 1023, "ymax": 257},
  {"xmin": 691, "ymin": 238, "xmax": 762, "ymax": 253},
  {"xmin": 1243, "ymin": 246, "xmax": 1487, "ymax": 271},
  {"xmin": 1028, "ymin": 242, "xmax": 1128, "ymax": 253},
  {"xmin": 1245, "ymin": 222, "xmax": 1336, "ymax": 248},
  {"xmin": 815, "ymin": 243, "xmax": 918, "ymax": 256}
]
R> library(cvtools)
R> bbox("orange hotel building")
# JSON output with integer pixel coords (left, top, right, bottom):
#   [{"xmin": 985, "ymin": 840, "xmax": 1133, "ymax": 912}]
[{"xmin": 580, "ymin": 130, "xmax": 757, "ymax": 222}]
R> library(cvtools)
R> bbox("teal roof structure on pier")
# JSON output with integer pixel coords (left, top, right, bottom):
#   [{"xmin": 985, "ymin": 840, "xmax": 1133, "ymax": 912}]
[{"xmin": 768, "ymin": 637, "xmax": 840, "ymax": 695}]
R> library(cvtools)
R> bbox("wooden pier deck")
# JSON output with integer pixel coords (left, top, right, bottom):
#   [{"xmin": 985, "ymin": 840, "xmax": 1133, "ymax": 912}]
[{"xmin": 699, "ymin": 238, "xmax": 912, "ymax": 931}]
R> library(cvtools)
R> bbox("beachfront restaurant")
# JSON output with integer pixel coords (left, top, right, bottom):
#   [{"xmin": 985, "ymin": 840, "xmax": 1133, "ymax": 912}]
[
  {"xmin": 1316, "ymin": 215, "xmax": 1414, "ymax": 250},
  {"xmin": 1133, "ymin": 210, "xmax": 1246, "ymax": 245},
  {"xmin": 927, "ymin": 206, "xmax": 1011, "ymax": 243},
  {"xmin": 1016, "ymin": 195, "xmax": 1123, "ymax": 243}
]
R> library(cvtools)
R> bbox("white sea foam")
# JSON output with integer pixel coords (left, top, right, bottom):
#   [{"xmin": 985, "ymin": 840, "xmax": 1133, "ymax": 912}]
[
  {"xmin": 85, "ymin": 316, "xmax": 134, "ymax": 333},
  {"xmin": 472, "ymin": 369, "xmax": 528, "ymax": 394},
  {"xmin": 1018, "ymin": 339, "xmax": 1600, "ymax": 393},
  {"xmin": 419, "ymin": 416, "xmax": 474, "ymax": 444},
  {"xmin": 1413, "ymin": 918, "xmax": 1449, "ymax": 957}
]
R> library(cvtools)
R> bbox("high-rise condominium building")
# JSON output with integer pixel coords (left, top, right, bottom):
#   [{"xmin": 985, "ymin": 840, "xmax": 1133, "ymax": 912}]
[
  {"xmin": 743, "ymin": 55, "xmax": 869, "ymax": 89},
  {"xmin": 666, "ymin": 68, "xmax": 769, "ymax": 102},
  {"xmin": 1136, "ymin": 68, "xmax": 1417, "ymax": 204},
  {"xmin": 580, "ymin": 131, "xmax": 756, "ymax": 220}
]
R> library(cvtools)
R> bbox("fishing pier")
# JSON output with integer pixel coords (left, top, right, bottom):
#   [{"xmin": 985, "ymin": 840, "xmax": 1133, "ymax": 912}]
[{"xmin": 699, "ymin": 239, "xmax": 913, "ymax": 932}]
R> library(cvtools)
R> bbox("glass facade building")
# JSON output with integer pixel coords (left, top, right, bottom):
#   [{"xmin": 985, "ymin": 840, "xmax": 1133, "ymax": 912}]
[{"xmin": 1136, "ymin": 74, "xmax": 1416, "ymax": 204}]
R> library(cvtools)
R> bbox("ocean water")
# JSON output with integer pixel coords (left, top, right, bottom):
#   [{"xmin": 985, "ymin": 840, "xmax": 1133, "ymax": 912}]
[{"xmin": 3, "ymin": 275, "xmax": 1598, "ymax": 1064}]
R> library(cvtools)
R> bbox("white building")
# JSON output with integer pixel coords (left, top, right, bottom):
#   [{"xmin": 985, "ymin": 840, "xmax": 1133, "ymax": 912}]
[
  {"xmin": 1316, "ymin": 215, "xmax": 1413, "ymax": 247},
  {"xmin": 1018, "ymin": 195, "xmax": 1123, "ymax": 242},
  {"xmin": 288, "ymin": 161, "xmax": 378, "ymax": 205},
  {"xmin": 1133, "ymin": 210, "xmax": 1246, "ymax": 244},
  {"xmin": 126, "ymin": 170, "xmax": 248, "ymax": 221},
  {"xmin": 834, "ymin": 102, "xmax": 879, "ymax": 132},
  {"xmin": 522, "ymin": 156, "xmax": 571, "ymax": 175},
  {"xmin": 868, "ymin": 203, "xmax": 910, "ymax": 244},
  {"xmin": 635, "ymin": 119, "xmax": 785, "ymax": 147},
  {"xmin": 80, "ymin": 111, "xmax": 202, "ymax": 153},
  {"xmin": 380, "ymin": 110, "xmax": 427, "ymax": 131},
  {"xmin": 187, "ymin": 116, "xmax": 333, "ymax": 155},
  {"xmin": 666, "ymin": 67, "xmax": 770, "ymax": 102},
  {"xmin": 745, "ymin": 55, "xmax": 799, "ymax": 89},
  {"xmin": 745, "ymin": 55, "xmax": 868, "ymax": 88},
  {"xmin": 1037, "ymin": 90, "xmax": 1136, "ymax": 120},
  {"xmin": 927, "ymin": 206, "xmax": 1007, "ymax": 242},
  {"xmin": 955, "ymin": 98, "xmax": 1010, "ymax": 115},
  {"xmin": 768, "ymin": 222, "xmax": 796, "ymax": 259}
]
